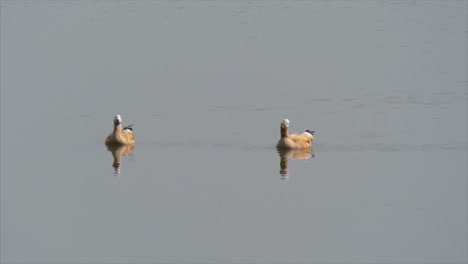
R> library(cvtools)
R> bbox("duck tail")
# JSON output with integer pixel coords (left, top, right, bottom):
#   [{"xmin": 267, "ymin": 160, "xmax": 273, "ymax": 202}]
[
  {"xmin": 305, "ymin": 130, "xmax": 315, "ymax": 135},
  {"xmin": 123, "ymin": 124, "xmax": 133, "ymax": 131}
]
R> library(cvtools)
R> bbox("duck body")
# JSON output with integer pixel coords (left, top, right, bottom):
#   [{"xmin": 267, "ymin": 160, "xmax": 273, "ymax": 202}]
[
  {"xmin": 276, "ymin": 132, "xmax": 313, "ymax": 149},
  {"xmin": 276, "ymin": 119, "xmax": 314, "ymax": 149},
  {"xmin": 105, "ymin": 115, "xmax": 135, "ymax": 146}
]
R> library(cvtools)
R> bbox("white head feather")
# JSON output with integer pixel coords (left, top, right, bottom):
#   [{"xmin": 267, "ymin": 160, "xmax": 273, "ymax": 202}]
[{"xmin": 114, "ymin": 115, "xmax": 122, "ymax": 125}]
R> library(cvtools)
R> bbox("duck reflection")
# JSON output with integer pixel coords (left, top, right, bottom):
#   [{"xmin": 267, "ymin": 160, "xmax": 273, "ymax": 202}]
[
  {"xmin": 106, "ymin": 144, "xmax": 134, "ymax": 176},
  {"xmin": 277, "ymin": 147, "xmax": 314, "ymax": 182}
]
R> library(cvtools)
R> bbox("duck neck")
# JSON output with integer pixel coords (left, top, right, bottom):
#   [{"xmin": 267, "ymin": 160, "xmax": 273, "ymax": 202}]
[
  {"xmin": 113, "ymin": 124, "xmax": 123, "ymax": 134},
  {"xmin": 281, "ymin": 126, "xmax": 289, "ymax": 138}
]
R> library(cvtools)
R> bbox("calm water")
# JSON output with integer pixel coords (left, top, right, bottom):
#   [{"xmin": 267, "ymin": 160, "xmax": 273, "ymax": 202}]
[{"xmin": 1, "ymin": 1, "xmax": 467, "ymax": 263}]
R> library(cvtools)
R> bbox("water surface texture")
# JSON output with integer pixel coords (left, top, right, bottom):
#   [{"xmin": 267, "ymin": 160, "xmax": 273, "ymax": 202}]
[{"xmin": 1, "ymin": 1, "xmax": 467, "ymax": 263}]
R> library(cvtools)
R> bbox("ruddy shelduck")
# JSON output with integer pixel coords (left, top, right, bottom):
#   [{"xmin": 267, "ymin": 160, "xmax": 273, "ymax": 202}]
[
  {"xmin": 276, "ymin": 119, "xmax": 314, "ymax": 149},
  {"xmin": 105, "ymin": 115, "xmax": 135, "ymax": 145}
]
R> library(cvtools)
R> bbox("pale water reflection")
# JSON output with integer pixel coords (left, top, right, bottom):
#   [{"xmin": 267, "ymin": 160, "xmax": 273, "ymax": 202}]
[
  {"xmin": 106, "ymin": 144, "xmax": 134, "ymax": 177},
  {"xmin": 277, "ymin": 148, "xmax": 314, "ymax": 183}
]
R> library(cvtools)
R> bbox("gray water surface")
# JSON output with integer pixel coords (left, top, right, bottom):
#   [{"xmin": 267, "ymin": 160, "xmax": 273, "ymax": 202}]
[{"xmin": 1, "ymin": 1, "xmax": 467, "ymax": 263}]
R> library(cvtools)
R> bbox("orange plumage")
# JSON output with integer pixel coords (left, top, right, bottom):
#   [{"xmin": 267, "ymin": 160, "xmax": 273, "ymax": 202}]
[
  {"xmin": 276, "ymin": 119, "xmax": 314, "ymax": 149},
  {"xmin": 105, "ymin": 115, "xmax": 135, "ymax": 145}
]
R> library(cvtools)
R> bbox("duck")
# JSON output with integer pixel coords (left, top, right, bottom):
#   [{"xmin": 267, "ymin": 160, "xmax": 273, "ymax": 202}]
[
  {"xmin": 276, "ymin": 119, "xmax": 314, "ymax": 149},
  {"xmin": 105, "ymin": 115, "xmax": 135, "ymax": 145}
]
